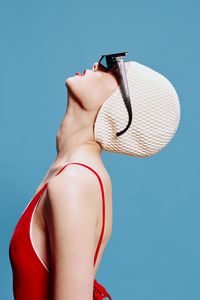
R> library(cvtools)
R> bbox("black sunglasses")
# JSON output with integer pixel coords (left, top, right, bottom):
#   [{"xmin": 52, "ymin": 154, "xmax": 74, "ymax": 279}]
[{"xmin": 98, "ymin": 52, "xmax": 132, "ymax": 137}]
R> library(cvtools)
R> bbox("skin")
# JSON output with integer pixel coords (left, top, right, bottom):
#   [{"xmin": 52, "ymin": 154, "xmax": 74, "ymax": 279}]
[{"xmin": 31, "ymin": 61, "xmax": 130, "ymax": 300}]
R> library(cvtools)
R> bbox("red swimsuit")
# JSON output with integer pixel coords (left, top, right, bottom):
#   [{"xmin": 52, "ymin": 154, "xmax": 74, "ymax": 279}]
[{"xmin": 9, "ymin": 162, "xmax": 112, "ymax": 300}]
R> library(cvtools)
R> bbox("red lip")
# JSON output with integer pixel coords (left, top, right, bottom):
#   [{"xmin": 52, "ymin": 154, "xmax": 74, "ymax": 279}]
[{"xmin": 75, "ymin": 70, "xmax": 87, "ymax": 76}]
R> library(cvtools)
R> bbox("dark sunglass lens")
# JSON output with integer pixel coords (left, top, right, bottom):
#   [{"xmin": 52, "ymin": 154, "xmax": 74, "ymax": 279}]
[{"xmin": 107, "ymin": 55, "xmax": 120, "ymax": 70}]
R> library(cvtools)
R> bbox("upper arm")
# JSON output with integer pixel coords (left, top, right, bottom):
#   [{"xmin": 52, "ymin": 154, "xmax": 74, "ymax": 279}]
[{"xmin": 44, "ymin": 165, "xmax": 100, "ymax": 300}]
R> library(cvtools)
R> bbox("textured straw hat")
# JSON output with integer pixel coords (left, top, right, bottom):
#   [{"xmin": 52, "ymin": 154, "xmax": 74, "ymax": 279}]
[{"xmin": 94, "ymin": 61, "xmax": 181, "ymax": 157}]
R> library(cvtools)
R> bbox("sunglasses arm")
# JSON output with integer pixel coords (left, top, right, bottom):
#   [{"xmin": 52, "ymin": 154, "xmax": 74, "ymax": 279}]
[{"xmin": 115, "ymin": 58, "xmax": 133, "ymax": 137}]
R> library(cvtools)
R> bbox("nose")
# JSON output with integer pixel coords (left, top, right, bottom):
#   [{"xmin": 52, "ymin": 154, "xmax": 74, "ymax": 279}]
[{"xmin": 92, "ymin": 62, "xmax": 99, "ymax": 71}]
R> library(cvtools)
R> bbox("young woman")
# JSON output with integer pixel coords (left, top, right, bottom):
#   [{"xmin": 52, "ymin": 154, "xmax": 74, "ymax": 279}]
[
  {"xmin": 9, "ymin": 52, "xmax": 180, "ymax": 300},
  {"xmin": 9, "ymin": 58, "xmax": 131, "ymax": 300}
]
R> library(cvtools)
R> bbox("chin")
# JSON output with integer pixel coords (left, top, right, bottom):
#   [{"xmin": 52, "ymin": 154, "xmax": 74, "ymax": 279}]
[
  {"xmin": 65, "ymin": 74, "xmax": 81, "ymax": 85},
  {"xmin": 65, "ymin": 76, "xmax": 75, "ymax": 88}
]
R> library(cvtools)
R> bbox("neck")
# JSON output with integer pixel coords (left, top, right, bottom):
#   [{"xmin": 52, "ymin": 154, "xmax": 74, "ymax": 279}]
[{"xmin": 52, "ymin": 94, "xmax": 102, "ymax": 170}]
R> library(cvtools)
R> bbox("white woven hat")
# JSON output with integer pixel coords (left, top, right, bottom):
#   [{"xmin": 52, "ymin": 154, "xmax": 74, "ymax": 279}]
[{"xmin": 94, "ymin": 61, "xmax": 181, "ymax": 157}]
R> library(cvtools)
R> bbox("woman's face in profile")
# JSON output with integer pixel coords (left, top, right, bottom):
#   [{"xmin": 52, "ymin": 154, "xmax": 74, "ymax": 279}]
[{"xmin": 65, "ymin": 61, "xmax": 130, "ymax": 112}]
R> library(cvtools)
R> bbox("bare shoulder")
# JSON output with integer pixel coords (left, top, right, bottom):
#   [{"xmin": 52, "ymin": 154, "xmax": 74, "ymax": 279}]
[
  {"xmin": 43, "ymin": 162, "xmax": 112, "ymax": 225},
  {"xmin": 44, "ymin": 164, "xmax": 100, "ymax": 218},
  {"xmin": 42, "ymin": 162, "xmax": 112, "ymax": 297},
  {"xmin": 47, "ymin": 162, "xmax": 112, "ymax": 203},
  {"xmin": 47, "ymin": 163, "xmax": 111, "ymax": 196}
]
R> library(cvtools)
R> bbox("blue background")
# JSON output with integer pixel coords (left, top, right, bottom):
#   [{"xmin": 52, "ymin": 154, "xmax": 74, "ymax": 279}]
[{"xmin": 1, "ymin": 0, "xmax": 199, "ymax": 299}]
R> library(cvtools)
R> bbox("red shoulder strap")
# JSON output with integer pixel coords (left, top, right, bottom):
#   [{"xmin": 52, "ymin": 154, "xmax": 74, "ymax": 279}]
[{"xmin": 54, "ymin": 162, "xmax": 106, "ymax": 268}]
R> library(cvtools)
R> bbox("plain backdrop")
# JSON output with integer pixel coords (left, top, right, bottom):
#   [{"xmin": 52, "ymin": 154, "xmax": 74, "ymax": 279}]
[{"xmin": 1, "ymin": 0, "xmax": 199, "ymax": 299}]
